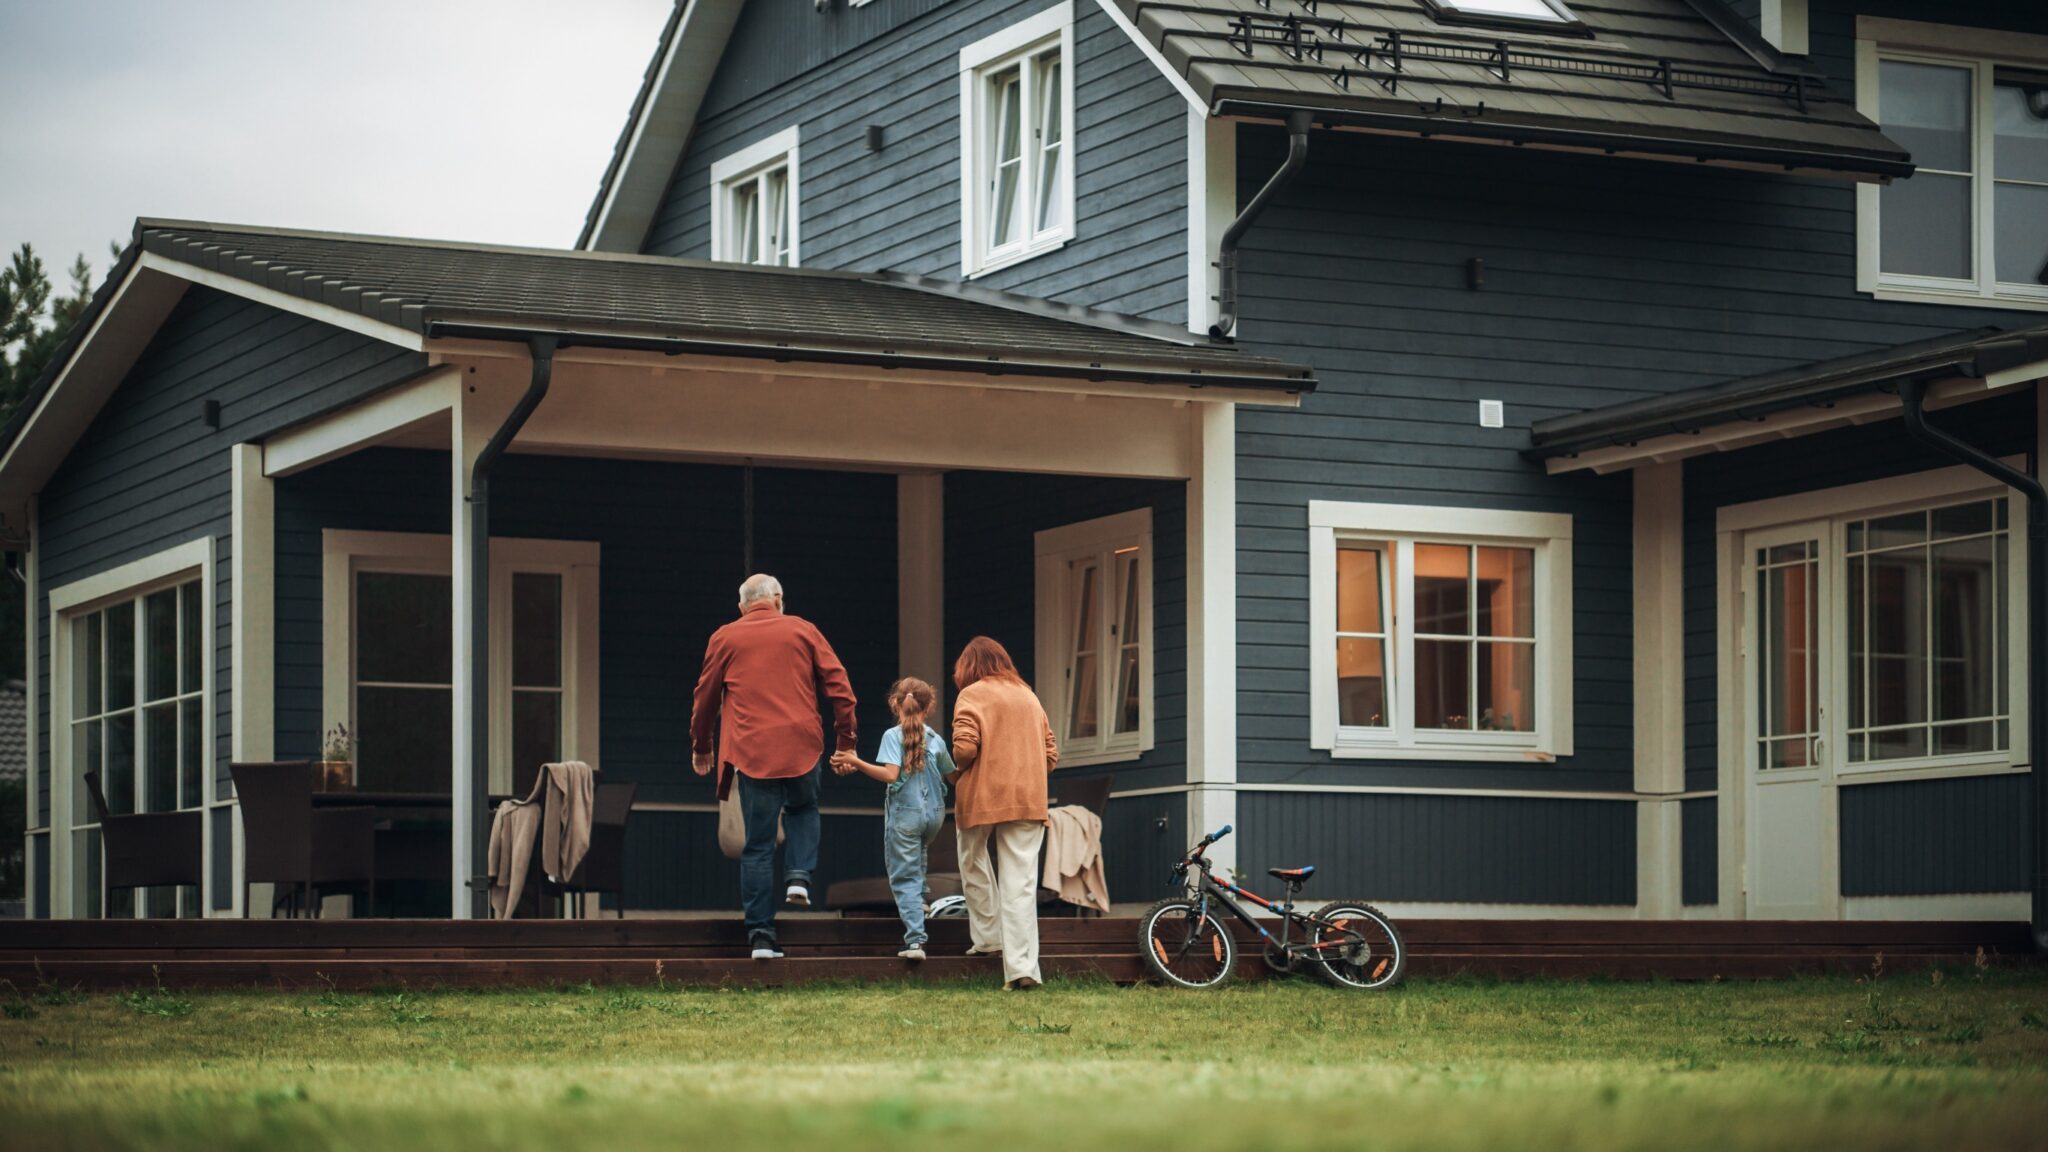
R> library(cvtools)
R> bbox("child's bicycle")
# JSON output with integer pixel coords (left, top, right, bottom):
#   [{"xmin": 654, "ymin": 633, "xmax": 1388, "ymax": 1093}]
[{"xmin": 1137, "ymin": 825, "xmax": 1405, "ymax": 990}]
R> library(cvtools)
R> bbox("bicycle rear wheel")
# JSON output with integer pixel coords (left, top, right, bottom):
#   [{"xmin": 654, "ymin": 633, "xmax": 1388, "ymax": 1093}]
[
  {"xmin": 1307, "ymin": 901, "xmax": 1405, "ymax": 990},
  {"xmin": 1137, "ymin": 897, "xmax": 1236, "ymax": 989}
]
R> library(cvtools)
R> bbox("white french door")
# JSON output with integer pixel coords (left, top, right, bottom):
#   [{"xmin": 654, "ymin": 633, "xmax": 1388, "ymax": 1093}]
[{"xmin": 1741, "ymin": 521, "xmax": 1840, "ymax": 919}]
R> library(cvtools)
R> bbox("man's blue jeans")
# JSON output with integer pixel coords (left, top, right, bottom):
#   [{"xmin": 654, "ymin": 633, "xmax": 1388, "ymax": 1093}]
[{"xmin": 737, "ymin": 765, "xmax": 821, "ymax": 947}]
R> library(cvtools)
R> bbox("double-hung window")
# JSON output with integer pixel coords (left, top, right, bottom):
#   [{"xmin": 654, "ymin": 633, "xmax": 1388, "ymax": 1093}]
[
  {"xmin": 958, "ymin": 2, "xmax": 1075, "ymax": 277},
  {"xmin": 1859, "ymin": 21, "xmax": 2048, "ymax": 309},
  {"xmin": 1035, "ymin": 508, "xmax": 1152, "ymax": 766},
  {"xmin": 1309, "ymin": 502, "xmax": 1574, "ymax": 760},
  {"xmin": 52, "ymin": 539, "xmax": 212, "ymax": 919},
  {"xmin": 324, "ymin": 532, "xmax": 599, "ymax": 799},
  {"xmin": 710, "ymin": 126, "xmax": 799, "ymax": 267}
]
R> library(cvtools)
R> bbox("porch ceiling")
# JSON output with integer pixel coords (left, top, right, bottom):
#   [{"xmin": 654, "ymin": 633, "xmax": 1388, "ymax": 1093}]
[{"xmin": 130, "ymin": 222, "xmax": 1314, "ymax": 393}]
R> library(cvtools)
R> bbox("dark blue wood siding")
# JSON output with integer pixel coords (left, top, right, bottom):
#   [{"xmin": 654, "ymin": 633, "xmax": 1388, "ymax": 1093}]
[
  {"xmin": 945, "ymin": 471, "xmax": 1186, "ymax": 794},
  {"xmin": 1840, "ymin": 775, "xmax": 2031, "ymax": 897},
  {"xmin": 1237, "ymin": 791, "xmax": 1636, "ymax": 905},
  {"xmin": 1682, "ymin": 796, "xmax": 1717, "ymax": 907},
  {"xmin": 646, "ymin": 0, "xmax": 1190, "ymax": 322},
  {"xmin": 34, "ymin": 286, "xmax": 425, "ymax": 841}
]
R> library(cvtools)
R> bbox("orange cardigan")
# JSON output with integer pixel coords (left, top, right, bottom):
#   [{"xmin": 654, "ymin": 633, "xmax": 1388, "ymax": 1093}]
[{"xmin": 950, "ymin": 677, "xmax": 1059, "ymax": 828}]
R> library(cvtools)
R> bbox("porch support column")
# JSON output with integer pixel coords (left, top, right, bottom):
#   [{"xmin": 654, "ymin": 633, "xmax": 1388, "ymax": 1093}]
[
  {"xmin": 450, "ymin": 393, "xmax": 488, "ymax": 919},
  {"xmin": 228, "ymin": 444, "xmax": 274, "ymax": 918},
  {"xmin": 1633, "ymin": 462, "xmax": 1685, "ymax": 918},
  {"xmin": 1186, "ymin": 401, "xmax": 1238, "ymax": 873},
  {"xmin": 897, "ymin": 473, "xmax": 945, "ymax": 696}
]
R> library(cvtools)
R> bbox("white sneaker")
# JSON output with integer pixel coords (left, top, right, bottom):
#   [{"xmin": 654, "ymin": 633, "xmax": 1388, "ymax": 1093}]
[
  {"xmin": 898, "ymin": 946, "xmax": 927, "ymax": 961},
  {"xmin": 751, "ymin": 944, "xmax": 784, "ymax": 960},
  {"xmin": 966, "ymin": 945, "xmax": 1002, "ymax": 957},
  {"xmin": 785, "ymin": 884, "xmax": 810, "ymax": 907}
]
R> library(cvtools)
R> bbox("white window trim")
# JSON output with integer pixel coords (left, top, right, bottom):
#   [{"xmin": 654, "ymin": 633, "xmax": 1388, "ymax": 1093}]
[
  {"xmin": 1716, "ymin": 463, "xmax": 2031, "ymax": 780},
  {"xmin": 1855, "ymin": 18, "xmax": 2048, "ymax": 313},
  {"xmin": 709, "ymin": 125, "xmax": 800, "ymax": 266},
  {"xmin": 1034, "ymin": 507, "xmax": 1154, "ymax": 767},
  {"xmin": 49, "ymin": 537, "xmax": 216, "ymax": 919},
  {"xmin": 958, "ymin": 1, "xmax": 1077, "ymax": 278},
  {"xmin": 320, "ymin": 530, "xmax": 600, "ymax": 795},
  {"xmin": 1308, "ymin": 502, "xmax": 1575, "ymax": 762}
]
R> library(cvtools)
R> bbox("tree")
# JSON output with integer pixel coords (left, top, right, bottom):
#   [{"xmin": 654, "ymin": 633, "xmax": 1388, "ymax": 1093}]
[{"xmin": 1, "ymin": 244, "xmax": 96, "ymax": 425}]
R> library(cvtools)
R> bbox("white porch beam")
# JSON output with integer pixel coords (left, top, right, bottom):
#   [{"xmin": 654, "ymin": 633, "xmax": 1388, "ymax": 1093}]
[
  {"xmin": 1186, "ymin": 401, "xmax": 1238, "ymax": 872},
  {"xmin": 1633, "ymin": 464, "xmax": 1685, "ymax": 917},
  {"xmin": 262, "ymin": 368, "xmax": 461, "ymax": 477},
  {"xmin": 21, "ymin": 500, "xmax": 37, "ymax": 916},
  {"xmin": 897, "ymin": 474, "xmax": 946, "ymax": 699},
  {"xmin": 228, "ymin": 445, "xmax": 274, "ymax": 918}
]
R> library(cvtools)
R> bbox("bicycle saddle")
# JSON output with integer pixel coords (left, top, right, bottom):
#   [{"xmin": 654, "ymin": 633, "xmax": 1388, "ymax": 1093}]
[{"xmin": 1267, "ymin": 866, "xmax": 1314, "ymax": 881}]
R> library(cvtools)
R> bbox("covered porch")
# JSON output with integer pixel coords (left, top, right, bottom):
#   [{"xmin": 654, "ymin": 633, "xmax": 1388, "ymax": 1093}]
[
  {"xmin": 1530, "ymin": 323, "xmax": 2048, "ymax": 940},
  {"xmin": 68, "ymin": 224, "xmax": 1313, "ymax": 921}
]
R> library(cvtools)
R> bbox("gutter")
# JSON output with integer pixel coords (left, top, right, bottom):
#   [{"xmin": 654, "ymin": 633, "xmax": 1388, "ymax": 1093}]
[
  {"xmin": 462, "ymin": 335, "xmax": 556, "ymax": 918},
  {"xmin": 1212, "ymin": 110, "xmax": 1312, "ymax": 339},
  {"xmin": 1897, "ymin": 370, "xmax": 2048, "ymax": 953},
  {"xmin": 1209, "ymin": 96, "xmax": 1915, "ymax": 182},
  {"xmin": 422, "ymin": 322, "xmax": 1314, "ymax": 393}
]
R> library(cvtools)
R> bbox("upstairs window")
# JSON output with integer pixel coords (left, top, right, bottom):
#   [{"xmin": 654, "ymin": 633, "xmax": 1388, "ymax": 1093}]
[
  {"xmin": 959, "ymin": 2, "xmax": 1075, "ymax": 277},
  {"xmin": 1421, "ymin": 0, "xmax": 1586, "ymax": 34},
  {"xmin": 1861, "ymin": 32, "xmax": 2048, "ymax": 310},
  {"xmin": 710, "ymin": 126, "xmax": 799, "ymax": 267}
]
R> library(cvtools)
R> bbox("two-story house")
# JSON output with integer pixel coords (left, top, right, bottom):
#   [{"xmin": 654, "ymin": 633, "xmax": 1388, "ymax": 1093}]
[{"xmin": 8, "ymin": 0, "xmax": 2045, "ymax": 937}]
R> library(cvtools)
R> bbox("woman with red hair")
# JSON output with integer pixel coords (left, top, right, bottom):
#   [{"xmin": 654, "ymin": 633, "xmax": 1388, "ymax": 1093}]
[{"xmin": 949, "ymin": 635, "xmax": 1058, "ymax": 989}]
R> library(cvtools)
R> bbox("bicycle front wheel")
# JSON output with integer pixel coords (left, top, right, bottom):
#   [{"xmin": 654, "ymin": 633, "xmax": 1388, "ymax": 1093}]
[
  {"xmin": 1137, "ymin": 897, "xmax": 1236, "ymax": 989},
  {"xmin": 1308, "ymin": 901, "xmax": 1405, "ymax": 990}
]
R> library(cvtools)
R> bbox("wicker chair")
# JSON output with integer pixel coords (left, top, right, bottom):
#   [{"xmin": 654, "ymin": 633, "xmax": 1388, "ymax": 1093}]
[
  {"xmin": 229, "ymin": 760, "xmax": 377, "ymax": 918},
  {"xmin": 82, "ymin": 770, "xmax": 203, "ymax": 916}
]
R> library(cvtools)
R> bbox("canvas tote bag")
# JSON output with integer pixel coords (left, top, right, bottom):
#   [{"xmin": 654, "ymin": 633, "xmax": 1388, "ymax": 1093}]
[{"xmin": 715, "ymin": 763, "xmax": 785, "ymax": 860}]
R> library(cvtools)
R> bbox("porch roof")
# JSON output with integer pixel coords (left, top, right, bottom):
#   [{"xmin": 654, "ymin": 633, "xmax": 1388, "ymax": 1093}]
[
  {"xmin": 1110, "ymin": 0, "xmax": 1910, "ymax": 180},
  {"xmin": 130, "ymin": 222, "xmax": 1313, "ymax": 391},
  {"xmin": 1527, "ymin": 322, "xmax": 2048, "ymax": 462}
]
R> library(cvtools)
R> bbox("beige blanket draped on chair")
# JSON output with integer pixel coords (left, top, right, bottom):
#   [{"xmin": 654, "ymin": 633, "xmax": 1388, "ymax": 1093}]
[
  {"xmin": 487, "ymin": 760, "xmax": 595, "ymax": 918},
  {"xmin": 1041, "ymin": 804, "xmax": 1110, "ymax": 914}
]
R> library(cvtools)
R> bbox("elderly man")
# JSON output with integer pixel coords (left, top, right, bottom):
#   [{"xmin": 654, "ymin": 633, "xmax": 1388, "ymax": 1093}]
[{"xmin": 692, "ymin": 574, "xmax": 857, "ymax": 959}]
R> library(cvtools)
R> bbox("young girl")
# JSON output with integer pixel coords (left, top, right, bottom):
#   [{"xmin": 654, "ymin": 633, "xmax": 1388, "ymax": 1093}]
[{"xmin": 830, "ymin": 677, "xmax": 954, "ymax": 960}]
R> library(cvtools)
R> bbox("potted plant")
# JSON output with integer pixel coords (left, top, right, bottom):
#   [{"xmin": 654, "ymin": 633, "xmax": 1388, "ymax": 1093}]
[{"xmin": 318, "ymin": 723, "xmax": 355, "ymax": 793}]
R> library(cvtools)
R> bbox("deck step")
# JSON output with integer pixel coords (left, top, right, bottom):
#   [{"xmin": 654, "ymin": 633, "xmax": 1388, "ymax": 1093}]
[{"xmin": 0, "ymin": 917, "xmax": 2032, "ymax": 989}]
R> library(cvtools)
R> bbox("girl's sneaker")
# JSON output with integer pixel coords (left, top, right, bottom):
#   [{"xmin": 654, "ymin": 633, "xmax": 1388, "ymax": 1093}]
[{"xmin": 897, "ymin": 946, "xmax": 927, "ymax": 961}]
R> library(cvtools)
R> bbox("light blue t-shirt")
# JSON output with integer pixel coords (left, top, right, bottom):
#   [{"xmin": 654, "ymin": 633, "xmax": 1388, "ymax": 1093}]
[{"xmin": 876, "ymin": 724, "xmax": 951, "ymax": 792}]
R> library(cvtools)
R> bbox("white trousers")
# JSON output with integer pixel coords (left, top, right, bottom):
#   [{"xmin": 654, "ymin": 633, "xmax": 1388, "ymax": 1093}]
[{"xmin": 958, "ymin": 820, "xmax": 1046, "ymax": 985}]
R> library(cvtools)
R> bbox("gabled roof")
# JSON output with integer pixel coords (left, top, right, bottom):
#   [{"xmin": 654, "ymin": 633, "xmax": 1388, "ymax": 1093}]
[
  {"xmin": 1529, "ymin": 322, "xmax": 2048, "ymax": 461},
  {"xmin": 1109, "ymin": 0, "xmax": 1911, "ymax": 179},
  {"xmin": 0, "ymin": 220, "xmax": 1314, "ymax": 501},
  {"xmin": 579, "ymin": 0, "xmax": 744, "ymax": 253}
]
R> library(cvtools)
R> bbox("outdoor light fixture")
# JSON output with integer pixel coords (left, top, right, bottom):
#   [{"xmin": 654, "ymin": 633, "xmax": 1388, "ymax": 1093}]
[{"xmin": 865, "ymin": 124, "xmax": 885, "ymax": 152}]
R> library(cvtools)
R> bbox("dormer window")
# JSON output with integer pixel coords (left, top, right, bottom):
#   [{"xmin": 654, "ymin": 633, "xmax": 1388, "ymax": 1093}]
[{"xmin": 1421, "ymin": 0, "xmax": 1587, "ymax": 35}]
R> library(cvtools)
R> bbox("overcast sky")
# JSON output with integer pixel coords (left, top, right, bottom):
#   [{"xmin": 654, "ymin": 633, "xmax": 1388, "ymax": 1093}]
[{"xmin": 0, "ymin": 0, "xmax": 673, "ymax": 289}]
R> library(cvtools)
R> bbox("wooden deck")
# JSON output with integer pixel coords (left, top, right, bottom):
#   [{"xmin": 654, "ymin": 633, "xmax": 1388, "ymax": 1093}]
[{"xmin": 1, "ymin": 918, "xmax": 2036, "ymax": 989}]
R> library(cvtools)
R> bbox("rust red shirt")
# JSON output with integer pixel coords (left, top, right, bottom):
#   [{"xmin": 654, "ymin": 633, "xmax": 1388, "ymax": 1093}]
[{"xmin": 691, "ymin": 603, "xmax": 857, "ymax": 780}]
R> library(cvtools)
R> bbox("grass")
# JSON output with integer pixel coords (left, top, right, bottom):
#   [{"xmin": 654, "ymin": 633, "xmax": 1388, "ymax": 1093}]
[{"xmin": 3, "ymin": 969, "xmax": 2047, "ymax": 1151}]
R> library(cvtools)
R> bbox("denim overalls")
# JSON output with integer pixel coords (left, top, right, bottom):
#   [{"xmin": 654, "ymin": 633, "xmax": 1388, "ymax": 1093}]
[{"xmin": 883, "ymin": 724, "xmax": 951, "ymax": 947}]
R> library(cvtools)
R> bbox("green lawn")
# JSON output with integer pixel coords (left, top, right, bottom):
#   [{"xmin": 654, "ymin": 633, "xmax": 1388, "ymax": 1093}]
[{"xmin": 4, "ymin": 969, "xmax": 2047, "ymax": 1152}]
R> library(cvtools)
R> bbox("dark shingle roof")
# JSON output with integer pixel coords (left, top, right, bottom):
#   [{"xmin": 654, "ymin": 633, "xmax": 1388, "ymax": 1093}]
[
  {"xmin": 1113, "ymin": 0, "xmax": 1909, "ymax": 177},
  {"xmin": 1528, "ymin": 323, "xmax": 2048, "ymax": 458},
  {"xmin": 134, "ymin": 222, "xmax": 1313, "ymax": 391}
]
